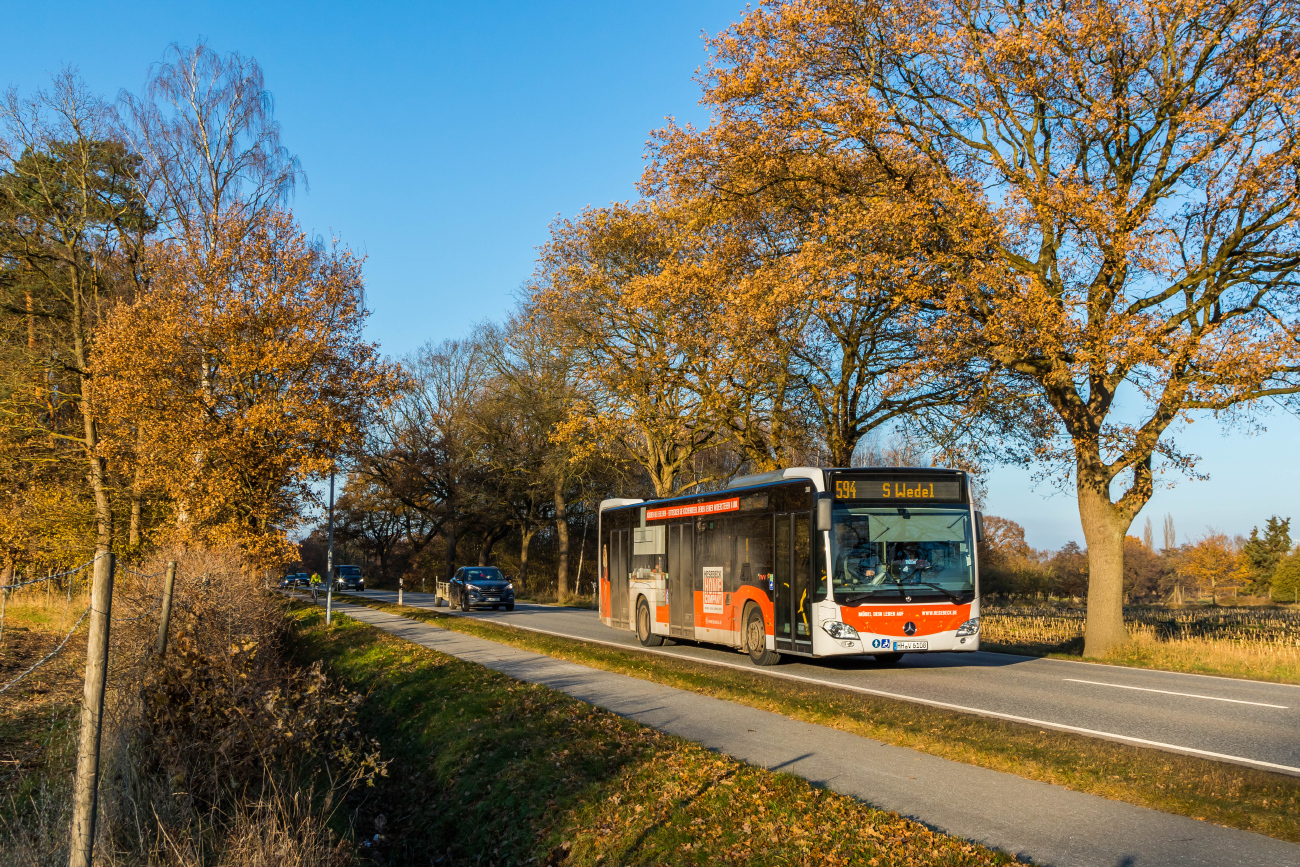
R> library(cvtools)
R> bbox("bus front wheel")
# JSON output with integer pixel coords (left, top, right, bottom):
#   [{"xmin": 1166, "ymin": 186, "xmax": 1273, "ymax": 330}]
[
  {"xmin": 636, "ymin": 599, "xmax": 664, "ymax": 647},
  {"xmin": 745, "ymin": 606, "xmax": 780, "ymax": 666}
]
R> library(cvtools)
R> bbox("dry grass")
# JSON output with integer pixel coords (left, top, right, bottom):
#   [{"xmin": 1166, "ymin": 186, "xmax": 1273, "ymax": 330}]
[
  {"xmin": 1, "ymin": 546, "xmax": 373, "ymax": 867},
  {"xmin": 982, "ymin": 603, "xmax": 1300, "ymax": 684},
  {"xmin": 0, "ymin": 602, "xmax": 85, "ymax": 867}
]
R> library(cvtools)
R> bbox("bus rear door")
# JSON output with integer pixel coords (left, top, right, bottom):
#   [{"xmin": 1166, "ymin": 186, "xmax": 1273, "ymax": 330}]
[
  {"xmin": 611, "ymin": 527, "xmax": 630, "ymax": 629},
  {"xmin": 667, "ymin": 522, "xmax": 694, "ymax": 638}
]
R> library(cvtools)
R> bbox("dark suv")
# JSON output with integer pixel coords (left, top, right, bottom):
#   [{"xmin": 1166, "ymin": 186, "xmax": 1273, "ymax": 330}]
[
  {"xmin": 333, "ymin": 565, "xmax": 365, "ymax": 592},
  {"xmin": 449, "ymin": 567, "xmax": 514, "ymax": 611}
]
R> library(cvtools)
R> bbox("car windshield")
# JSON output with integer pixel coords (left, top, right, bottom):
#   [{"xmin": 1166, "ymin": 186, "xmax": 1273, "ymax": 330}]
[
  {"xmin": 831, "ymin": 505, "xmax": 974, "ymax": 606},
  {"xmin": 463, "ymin": 568, "xmax": 504, "ymax": 582}
]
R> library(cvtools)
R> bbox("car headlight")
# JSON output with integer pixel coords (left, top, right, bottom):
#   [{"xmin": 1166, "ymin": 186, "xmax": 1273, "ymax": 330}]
[
  {"xmin": 821, "ymin": 620, "xmax": 860, "ymax": 640},
  {"xmin": 956, "ymin": 617, "xmax": 980, "ymax": 637},
  {"xmin": 467, "ymin": 584, "xmax": 480, "ymax": 592}
]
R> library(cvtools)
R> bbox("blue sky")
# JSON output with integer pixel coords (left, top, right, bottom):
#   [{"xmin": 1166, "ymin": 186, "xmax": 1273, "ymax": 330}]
[{"xmin": 6, "ymin": 1, "xmax": 1297, "ymax": 549}]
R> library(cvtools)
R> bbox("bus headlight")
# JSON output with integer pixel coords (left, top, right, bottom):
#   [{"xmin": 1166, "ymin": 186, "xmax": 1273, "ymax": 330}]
[
  {"xmin": 821, "ymin": 620, "xmax": 860, "ymax": 640},
  {"xmin": 956, "ymin": 617, "xmax": 980, "ymax": 637}
]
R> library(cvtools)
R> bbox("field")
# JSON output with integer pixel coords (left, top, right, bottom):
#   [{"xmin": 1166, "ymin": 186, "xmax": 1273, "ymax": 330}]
[{"xmin": 982, "ymin": 604, "xmax": 1300, "ymax": 684}]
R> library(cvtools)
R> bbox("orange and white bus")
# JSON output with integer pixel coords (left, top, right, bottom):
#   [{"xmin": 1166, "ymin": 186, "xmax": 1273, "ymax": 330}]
[{"xmin": 598, "ymin": 467, "xmax": 983, "ymax": 665}]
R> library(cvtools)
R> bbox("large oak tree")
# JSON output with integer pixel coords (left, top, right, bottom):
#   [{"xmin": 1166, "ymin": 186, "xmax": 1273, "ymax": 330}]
[{"xmin": 710, "ymin": 0, "xmax": 1300, "ymax": 654}]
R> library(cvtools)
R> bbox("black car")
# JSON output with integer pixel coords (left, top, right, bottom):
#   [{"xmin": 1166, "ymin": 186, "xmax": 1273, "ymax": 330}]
[
  {"xmin": 448, "ymin": 567, "xmax": 514, "ymax": 611},
  {"xmin": 333, "ymin": 565, "xmax": 365, "ymax": 592},
  {"xmin": 280, "ymin": 573, "xmax": 310, "ymax": 589}
]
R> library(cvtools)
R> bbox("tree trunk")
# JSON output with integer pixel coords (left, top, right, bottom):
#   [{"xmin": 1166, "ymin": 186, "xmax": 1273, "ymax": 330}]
[
  {"xmin": 476, "ymin": 525, "xmax": 509, "ymax": 567},
  {"xmin": 519, "ymin": 526, "xmax": 535, "ymax": 591},
  {"xmin": 576, "ymin": 516, "xmax": 589, "ymax": 595},
  {"xmin": 129, "ymin": 494, "xmax": 142, "ymax": 547},
  {"xmin": 443, "ymin": 527, "xmax": 461, "ymax": 581},
  {"xmin": 72, "ymin": 284, "xmax": 113, "ymax": 553},
  {"xmin": 1077, "ymin": 480, "xmax": 1130, "ymax": 657},
  {"xmin": 554, "ymin": 478, "xmax": 570, "ymax": 597}
]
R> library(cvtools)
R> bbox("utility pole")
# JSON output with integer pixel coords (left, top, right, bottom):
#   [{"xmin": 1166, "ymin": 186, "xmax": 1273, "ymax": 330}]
[
  {"xmin": 155, "ymin": 561, "xmax": 177, "ymax": 657},
  {"xmin": 70, "ymin": 552, "xmax": 114, "ymax": 867},
  {"xmin": 325, "ymin": 470, "xmax": 336, "ymax": 625}
]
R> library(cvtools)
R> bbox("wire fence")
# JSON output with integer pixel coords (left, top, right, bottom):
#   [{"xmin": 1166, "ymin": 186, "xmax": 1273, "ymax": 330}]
[
  {"xmin": 0, "ymin": 553, "xmax": 171, "ymax": 699},
  {"xmin": 0, "ymin": 556, "xmax": 98, "ymax": 591},
  {"xmin": 0, "ymin": 606, "xmax": 92, "ymax": 696}
]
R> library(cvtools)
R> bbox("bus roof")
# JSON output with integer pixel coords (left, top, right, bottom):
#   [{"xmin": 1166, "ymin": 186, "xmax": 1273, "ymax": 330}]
[{"xmin": 599, "ymin": 466, "xmax": 967, "ymax": 514}]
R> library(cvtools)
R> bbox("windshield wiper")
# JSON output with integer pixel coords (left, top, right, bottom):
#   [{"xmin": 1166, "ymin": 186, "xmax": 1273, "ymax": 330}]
[
  {"xmin": 873, "ymin": 578, "xmax": 964, "ymax": 604},
  {"xmin": 905, "ymin": 580, "xmax": 964, "ymax": 604}
]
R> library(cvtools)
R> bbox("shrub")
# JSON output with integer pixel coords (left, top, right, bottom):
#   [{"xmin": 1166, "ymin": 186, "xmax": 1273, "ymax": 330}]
[{"xmin": 1273, "ymin": 551, "xmax": 1300, "ymax": 604}]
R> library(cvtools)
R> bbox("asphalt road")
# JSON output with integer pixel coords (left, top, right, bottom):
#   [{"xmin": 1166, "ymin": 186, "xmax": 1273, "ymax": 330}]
[{"xmin": 351, "ymin": 590, "xmax": 1300, "ymax": 775}]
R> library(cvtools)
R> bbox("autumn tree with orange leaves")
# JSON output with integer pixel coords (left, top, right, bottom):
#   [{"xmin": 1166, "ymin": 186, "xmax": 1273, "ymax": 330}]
[
  {"xmin": 532, "ymin": 202, "xmax": 749, "ymax": 497},
  {"xmin": 94, "ymin": 210, "xmax": 398, "ymax": 561},
  {"xmin": 705, "ymin": 0, "xmax": 1300, "ymax": 655},
  {"xmin": 646, "ymin": 125, "xmax": 1007, "ymax": 469}
]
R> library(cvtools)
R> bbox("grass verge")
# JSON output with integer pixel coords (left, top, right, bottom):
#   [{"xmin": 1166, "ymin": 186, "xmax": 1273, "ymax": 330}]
[
  {"xmin": 288, "ymin": 602, "xmax": 1010, "ymax": 866},
  {"xmin": 983, "ymin": 634, "xmax": 1300, "ymax": 685},
  {"xmin": 332, "ymin": 594, "xmax": 1300, "ymax": 844},
  {"xmin": 982, "ymin": 606, "xmax": 1300, "ymax": 685}
]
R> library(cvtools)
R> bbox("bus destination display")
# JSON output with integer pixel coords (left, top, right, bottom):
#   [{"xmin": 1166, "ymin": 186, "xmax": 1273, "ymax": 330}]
[{"xmin": 833, "ymin": 474, "xmax": 963, "ymax": 502}]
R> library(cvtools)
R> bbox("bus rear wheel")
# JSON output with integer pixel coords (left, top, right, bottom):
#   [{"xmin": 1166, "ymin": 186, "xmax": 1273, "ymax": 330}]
[
  {"xmin": 636, "ymin": 599, "xmax": 664, "ymax": 647},
  {"xmin": 746, "ymin": 606, "xmax": 780, "ymax": 666}
]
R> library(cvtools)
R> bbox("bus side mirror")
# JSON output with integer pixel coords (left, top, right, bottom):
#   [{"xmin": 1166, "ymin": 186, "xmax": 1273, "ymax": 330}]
[
  {"xmin": 975, "ymin": 511, "xmax": 985, "ymax": 543},
  {"xmin": 816, "ymin": 496, "xmax": 833, "ymax": 532}
]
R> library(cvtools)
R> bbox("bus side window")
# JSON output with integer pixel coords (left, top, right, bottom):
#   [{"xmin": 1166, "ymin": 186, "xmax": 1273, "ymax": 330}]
[
  {"xmin": 716, "ymin": 515, "xmax": 737, "ymax": 596},
  {"xmin": 738, "ymin": 513, "xmax": 772, "ymax": 589},
  {"xmin": 812, "ymin": 523, "xmax": 828, "ymax": 601}
]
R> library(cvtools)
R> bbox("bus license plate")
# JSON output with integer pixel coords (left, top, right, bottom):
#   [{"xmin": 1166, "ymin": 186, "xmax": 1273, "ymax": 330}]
[{"xmin": 893, "ymin": 640, "xmax": 928, "ymax": 651}]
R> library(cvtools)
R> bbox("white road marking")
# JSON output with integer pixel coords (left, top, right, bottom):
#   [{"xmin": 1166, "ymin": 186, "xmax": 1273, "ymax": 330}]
[
  {"xmin": 322, "ymin": 593, "xmax": 1300, "ymax": 777},
  {"xmin": 1064, "ymin": 678, "xmax": 1288, "ymax": 709}
]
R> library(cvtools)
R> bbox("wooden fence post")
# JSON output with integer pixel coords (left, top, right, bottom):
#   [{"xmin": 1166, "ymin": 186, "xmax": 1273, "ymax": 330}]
[
  {"xmin": 69, "ymin": 552, "xmax": 114, "ymax": 867},
  {"xmin": 156, "ymin": 561, "xmax": 177, "ymax": 658}
]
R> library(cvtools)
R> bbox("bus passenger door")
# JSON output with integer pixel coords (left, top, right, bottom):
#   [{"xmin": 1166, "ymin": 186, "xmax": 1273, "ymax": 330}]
[
  {"xmin": 792, "ymin": 512, "xmax": 812, "ymax": 652},
  {"xmin": 667, "ymin": 523, "xmax": 694, "ymax": 638},
  {"xmin": 774, "ymin": 512, "xmax": 814, "ymax": 653},
  {"xmin": 611, "ymin": 528, "xmax": 630, "ymax": 629},
  {"xmin": 775, "ymin": 514, "xmax": 792, "ymax": 650}
]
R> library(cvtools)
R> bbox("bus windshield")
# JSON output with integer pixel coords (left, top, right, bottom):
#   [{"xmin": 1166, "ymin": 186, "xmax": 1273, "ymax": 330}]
[{"xmin": 831, "ymin": 505, "xmax": 975, "ymax": 606}]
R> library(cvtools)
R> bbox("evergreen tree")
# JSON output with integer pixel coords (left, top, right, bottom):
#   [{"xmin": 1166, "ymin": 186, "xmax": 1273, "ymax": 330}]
[{"xmin": 1242, "ymin": 517, "xmax": 1291, "ymax": 595}]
